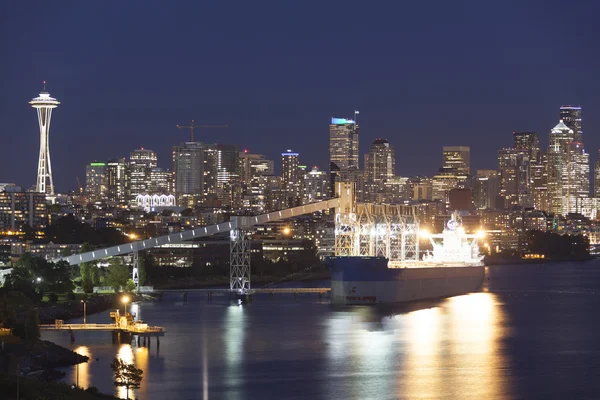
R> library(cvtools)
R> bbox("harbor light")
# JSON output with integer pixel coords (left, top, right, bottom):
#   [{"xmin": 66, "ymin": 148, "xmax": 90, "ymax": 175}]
[{"xmin": 122, "ymin": 295, "xmax": 130, "ymax": 315}]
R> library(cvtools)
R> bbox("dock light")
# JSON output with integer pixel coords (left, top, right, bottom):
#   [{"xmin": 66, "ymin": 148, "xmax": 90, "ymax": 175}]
[
  {"xmin": 419, "ymin": 229, "xmax": 430, "ymax": 239},
  {"xmin": 122, "ymin": 295, "xmax": 130, "ymax": 315},
  {"xmin": 476, "ymin": 230, "xmax": 486, "ymax": 239}
]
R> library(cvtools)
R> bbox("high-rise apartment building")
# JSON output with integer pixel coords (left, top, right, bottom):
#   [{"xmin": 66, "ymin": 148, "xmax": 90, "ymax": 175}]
[
  {"xmin": 106, "ymin": 158, "xmax": 129, "ymax": 203},
  {"xmin": 85, "ymin": 162, "xmax": 107, "ymax": 202},
  {"xmin": 442, "ymin": 146, "xmax": 470, "ymax": 175},
  {"xmin": 303, "ymin": 167, "xmax": 330, "ymax": 204},
  {"xmin": 129, "ymin": 148, "xmax": 157, "ymax": 197},
  {"xmin": 0, "ymin": 188, "xmax": 48, "ymax": 237},
  {"xmin": 329, "ymin": 117, "xmax": 359, "ymax": 171},
  {"xmin": 172, "ymin": 142, "xmax": 203, "ymax": 206},
  {"xmin": 281, "ymin": 150, "xmax": 302, "ymax": 207}
]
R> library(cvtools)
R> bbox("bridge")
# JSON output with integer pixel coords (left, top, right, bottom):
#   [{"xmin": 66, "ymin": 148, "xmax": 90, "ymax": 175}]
[{"xmin": 53, "ymin": 182, "xmax": 419, "ymax": 293}]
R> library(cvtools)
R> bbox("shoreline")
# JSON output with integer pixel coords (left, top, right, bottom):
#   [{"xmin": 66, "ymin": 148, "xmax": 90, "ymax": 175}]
[{"xmin": 484, "ymin": 255, "xmax": 595, "ymax": 266}]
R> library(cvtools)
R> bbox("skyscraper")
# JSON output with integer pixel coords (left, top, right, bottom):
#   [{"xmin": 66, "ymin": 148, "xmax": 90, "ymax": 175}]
[
  {"xmin": 29, "ymin": 83, "xmax": 60, "ymax": 195},
  {"xmin": 172, "ymin": 142, "xmax": 203, "ymax": 205},
  {"xmin": 329, "ymin": 116, "xmax": 359, "ymax": 171},
  {"xmin": 442, "ymin": 146, "xmax": 470, "ymax": 175},
  {"xmin": 595, "ymin": 150, "xmax": 600, "ymax": 198},
  {"xmin": 497, "ymin": 148, "xmax": 530, "ymax": 208},
  {"xmin": 364, "ymin": 139, "xmax": 395, "ymax": 185},
  {"xmin": 282, "ymin": 150, "xmax": 301, "ymax": 206},
  {"xmin": 473, "ymin": 170, "xmax": 499, "ymax": 210},
  {"xmin": 106, "ymin": 158, "xmax": 129, "ymax": 203},
  {"xmin": 560, "ymin": 106, "xmax": 583, "ymax": 143},
  {"xmin": 129, "ymin": 148, "xmax": 157, "ymax": 199},
  {"xmin": 546, "ymin": 120, "xmax": 590, "ymax": 215}
]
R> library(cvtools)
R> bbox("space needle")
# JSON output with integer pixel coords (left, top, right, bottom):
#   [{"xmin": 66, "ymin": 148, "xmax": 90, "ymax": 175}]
[{"xmin": 29, "ymin": 81, "xmax": 60, "ymax": 196}]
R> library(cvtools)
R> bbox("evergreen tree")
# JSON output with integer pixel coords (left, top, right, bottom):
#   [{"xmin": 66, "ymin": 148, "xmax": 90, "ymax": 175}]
[{"xmin": 111, "ymin": 357, "xmax": 143, "ymax": 399}]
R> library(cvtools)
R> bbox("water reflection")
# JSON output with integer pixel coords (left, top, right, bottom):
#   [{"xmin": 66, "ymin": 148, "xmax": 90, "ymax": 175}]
[
  {"xmin": 224, "ymin": 304, "xmax": 246, "ymax": 400},
  {"xmin": 400, "ymin": 293, "xmax": 510, "ymax": 399},
  {"xmin": 72, "ymin": 346, "xmax": 90, "ymax": 389},
  {"xmin": 326, "ymin": 293, "xmax": 510, "ymax": 400},
  {"xmin": 117, "ymin": 344, "xmax": 136, "ymax": 399}
]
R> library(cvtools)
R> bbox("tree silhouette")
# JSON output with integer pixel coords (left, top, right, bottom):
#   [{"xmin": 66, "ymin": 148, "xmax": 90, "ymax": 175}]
[{"xmin": 111, "ymin": 357, "xmax": 143, "ymax": 399}]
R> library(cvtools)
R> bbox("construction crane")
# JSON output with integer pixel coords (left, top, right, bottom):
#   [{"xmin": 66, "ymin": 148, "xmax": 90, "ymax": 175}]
[
  {"xmin": 176, "ymin": 120, "xmax": 227, "ymax": 142},
  {"xmin": 76, "ymin": 177, "xmax": 83, "ymax": 194}
]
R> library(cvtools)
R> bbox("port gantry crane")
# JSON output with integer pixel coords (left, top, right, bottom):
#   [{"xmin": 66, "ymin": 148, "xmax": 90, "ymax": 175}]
[{"xmin": 176, "ymin": 119, "xmax": 227, "ymax": 142}]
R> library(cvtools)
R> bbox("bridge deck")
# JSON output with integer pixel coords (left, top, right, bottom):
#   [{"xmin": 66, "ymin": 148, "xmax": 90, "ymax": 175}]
[{"xmin": 153, "ymin": 288, "xmax": 331, "ymax": 294}]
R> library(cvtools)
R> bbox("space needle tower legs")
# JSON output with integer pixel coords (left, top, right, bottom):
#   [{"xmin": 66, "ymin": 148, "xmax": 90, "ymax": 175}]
[{"xmin": 29, "ymin": 81, "xmax": 60, "ymax": 197}]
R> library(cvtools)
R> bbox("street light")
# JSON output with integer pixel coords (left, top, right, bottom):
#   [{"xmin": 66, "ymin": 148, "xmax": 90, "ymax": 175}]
[
  {"xmin": 122, "ymin": 295, "xmax": 130, "ymax": 316},
  {"xmin": 81, "ymin": 299, "xmax": 87, "ymax": 326}
]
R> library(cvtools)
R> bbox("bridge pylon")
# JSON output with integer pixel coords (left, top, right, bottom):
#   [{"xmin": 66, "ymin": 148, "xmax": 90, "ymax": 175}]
[{"xmin": 230, "ymin": 219, "xmax": 251, "ymax": 293}]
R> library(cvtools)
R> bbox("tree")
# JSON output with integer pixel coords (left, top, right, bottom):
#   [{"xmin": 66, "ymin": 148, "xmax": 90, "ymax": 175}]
[
  {"xmin": 125, "ymin": 279, "xmax": 137, "ymax": 292},
  {"xmin": 111, "ymin": 357, "xmax": 143, "ymax": 399},
  {"xmin": 106, "ymin": 259, "xmax": 130, "ymax": 292}
]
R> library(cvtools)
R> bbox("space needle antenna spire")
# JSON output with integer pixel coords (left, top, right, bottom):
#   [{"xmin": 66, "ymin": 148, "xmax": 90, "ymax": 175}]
[{"xmin": 29, "ymin": 81, "xmax": 60, "ymax": 196}]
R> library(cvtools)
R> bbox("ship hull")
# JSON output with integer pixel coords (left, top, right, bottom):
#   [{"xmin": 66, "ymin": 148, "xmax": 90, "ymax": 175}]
[{"xmin": 328, "ymin": 257, "xmax": 485, "ymax": 305}]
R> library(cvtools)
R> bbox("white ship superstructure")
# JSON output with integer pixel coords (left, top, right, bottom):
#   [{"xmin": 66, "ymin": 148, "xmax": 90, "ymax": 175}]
[{"xmin": 420, "ymin": 212, "xmax": 484, "ymax": 267}]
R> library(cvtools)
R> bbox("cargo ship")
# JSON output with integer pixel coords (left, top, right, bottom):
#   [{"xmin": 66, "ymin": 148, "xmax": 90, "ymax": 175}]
[{"xmin": 328, "ymin": 213, "xmax": 485, "ymax": 305}]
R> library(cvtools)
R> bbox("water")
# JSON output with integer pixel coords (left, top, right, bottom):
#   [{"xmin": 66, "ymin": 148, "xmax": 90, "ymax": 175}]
[{"xmin": 42, "ymin": 261, "xmax": 600, "ymax": 399}]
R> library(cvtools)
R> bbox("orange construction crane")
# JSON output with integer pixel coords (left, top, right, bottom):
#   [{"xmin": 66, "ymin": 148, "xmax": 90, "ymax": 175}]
[{"xmin": 176, "ymin": 120, "xmax": 227, "ymax": 142}]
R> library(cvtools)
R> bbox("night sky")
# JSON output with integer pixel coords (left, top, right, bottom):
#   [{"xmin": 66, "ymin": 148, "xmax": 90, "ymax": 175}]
[{"xmin": 1, "ymin": 1, "xmax": 599, "ymax": 192}]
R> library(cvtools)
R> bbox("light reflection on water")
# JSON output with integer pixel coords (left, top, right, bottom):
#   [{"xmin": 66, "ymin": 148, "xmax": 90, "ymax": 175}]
[{"xmin": 324, "ymin": 293, "xmax": 510, "ymax": 400}]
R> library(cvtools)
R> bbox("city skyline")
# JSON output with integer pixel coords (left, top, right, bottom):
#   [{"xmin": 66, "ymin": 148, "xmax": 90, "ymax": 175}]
[{"xmin": 2, "ymin": 2, "xmax": 600, "ymax": 191}]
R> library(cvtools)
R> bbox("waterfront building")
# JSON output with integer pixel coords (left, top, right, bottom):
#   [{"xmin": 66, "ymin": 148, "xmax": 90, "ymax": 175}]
[
  {"xmin": 85, "ymin": 162, "xmax": 107, "ymax": 202},
  {"xmin": 329, "ymin": 116, "xmax": 359, "ymax": 171}
]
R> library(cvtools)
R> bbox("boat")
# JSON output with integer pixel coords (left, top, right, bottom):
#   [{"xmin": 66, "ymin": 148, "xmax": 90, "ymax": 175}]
[{"xmin": 328, "ymin": 212, "xmax": 485, "ymax": 305}]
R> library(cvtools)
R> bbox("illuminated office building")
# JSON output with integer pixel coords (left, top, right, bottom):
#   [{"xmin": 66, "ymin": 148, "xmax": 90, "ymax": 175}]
[{"xmin": 329, "ymin": 116, "xmax": 359, "ymax": 171}]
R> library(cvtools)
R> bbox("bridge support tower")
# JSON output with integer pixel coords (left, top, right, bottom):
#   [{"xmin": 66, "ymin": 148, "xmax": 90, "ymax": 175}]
[{"xmin": 230, "ymin": 222, "xmax": 251, "ymax": 293}]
